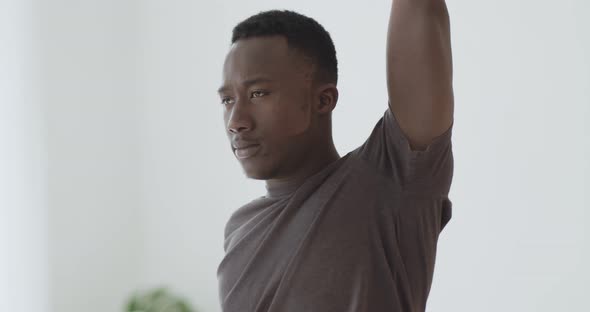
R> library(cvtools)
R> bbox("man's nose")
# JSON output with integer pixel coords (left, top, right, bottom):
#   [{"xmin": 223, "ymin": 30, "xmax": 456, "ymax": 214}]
[{"xmin": 227, "ymin": 100, "xmax": 253, "ymax": 133}]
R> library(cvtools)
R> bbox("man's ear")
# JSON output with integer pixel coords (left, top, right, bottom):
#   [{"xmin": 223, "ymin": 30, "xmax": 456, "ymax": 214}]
[{"xmin": 315, "ymin": 83, "xmax": 339, "ymax": 114}]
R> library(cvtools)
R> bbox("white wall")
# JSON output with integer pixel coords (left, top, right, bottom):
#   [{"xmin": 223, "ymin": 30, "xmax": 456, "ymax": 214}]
[
  {"xmin": 0, "ymin": 0, "xmax": 48, "ymax": 311},
  {"xmin": 430, "ymin": 1, "xmax": 590, "ymax": 310},
  {"xmin": 136, "ymin": 3, "xmax": 245, "ymax": 311},
  {"xmin": 38, "ymin": 1, "xmax": 143, "ymax": 311}
]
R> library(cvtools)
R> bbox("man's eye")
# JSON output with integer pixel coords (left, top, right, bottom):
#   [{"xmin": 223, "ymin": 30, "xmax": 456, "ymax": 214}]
[
  {"xmin": 221, "ymin": 97, "xmax": 233, "ymax": 105},
  {"xmin": 251, "ymin": 91, "xmax": 267, "ymax": 98}
]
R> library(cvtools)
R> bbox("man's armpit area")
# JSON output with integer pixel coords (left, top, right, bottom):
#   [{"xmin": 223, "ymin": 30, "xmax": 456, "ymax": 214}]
[
  {"xmin": 386, "ymin": 108, "xmax": 454, "ymax": 156},
  {"xmin": 383, "ymin": 108, "xmax": 454, "ymax": 195}
]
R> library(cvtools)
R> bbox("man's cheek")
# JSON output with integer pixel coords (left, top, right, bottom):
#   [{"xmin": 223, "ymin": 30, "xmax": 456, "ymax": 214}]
[
  {"xmin": 272, "ymin": 94, "xmax": 311, "ymax": 135},
  {"xmin": 281, "ymin": 103, "xmax": 310, "ymax": 135}
]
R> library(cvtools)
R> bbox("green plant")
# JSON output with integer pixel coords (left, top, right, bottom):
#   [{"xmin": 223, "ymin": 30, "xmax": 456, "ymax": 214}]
[{"xmin": 125, "ymin": 287, "xmax": 196, "ymax": 312}]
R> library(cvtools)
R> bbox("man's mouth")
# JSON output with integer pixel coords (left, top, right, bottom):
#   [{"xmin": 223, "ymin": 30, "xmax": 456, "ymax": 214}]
[{"xmin": 234, "ymin": 144, "xmax": 261, "ymax": 159}]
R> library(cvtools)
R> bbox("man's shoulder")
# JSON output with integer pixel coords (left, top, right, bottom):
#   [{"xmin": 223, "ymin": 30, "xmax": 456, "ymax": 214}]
[
  {"xmin": 224, "ymin": 196, "xmax": 279, "ymax": 239},
  {"xmin": 345, "ymin": 150, "xmax": 403, "ymax": 188},
  {"xmin": 303, "ymin": 152, "xmax": 405, "ymax": 203}
]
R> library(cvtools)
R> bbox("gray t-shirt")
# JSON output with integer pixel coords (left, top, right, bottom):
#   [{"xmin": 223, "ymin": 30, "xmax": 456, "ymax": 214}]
[{"xmin": 217, "ymin": 108, "xmax": 454, "ymax": 311}]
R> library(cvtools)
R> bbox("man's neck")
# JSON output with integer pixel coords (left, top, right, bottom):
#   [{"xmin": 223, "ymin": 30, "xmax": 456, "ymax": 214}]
[{"xmin": 265, "ymin": 142, "xmax": 340, "ymax": 197}]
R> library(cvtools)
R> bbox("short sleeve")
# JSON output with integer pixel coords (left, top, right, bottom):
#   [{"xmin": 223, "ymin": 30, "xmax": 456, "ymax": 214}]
[{"xmin": 351, "ymin": 108, "xmax": 454, "ymax": 196}]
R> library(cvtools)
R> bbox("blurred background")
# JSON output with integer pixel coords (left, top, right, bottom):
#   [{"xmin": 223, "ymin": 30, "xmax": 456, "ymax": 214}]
[{"xmin": 1, "ymin": 0, "xmax": 588, "ymax": 311}]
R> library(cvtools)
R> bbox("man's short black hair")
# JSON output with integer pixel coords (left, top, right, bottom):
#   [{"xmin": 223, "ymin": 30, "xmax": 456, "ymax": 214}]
[{"xmin": 231, "ymin": 10, "xmax": 338, "ymax": 84}]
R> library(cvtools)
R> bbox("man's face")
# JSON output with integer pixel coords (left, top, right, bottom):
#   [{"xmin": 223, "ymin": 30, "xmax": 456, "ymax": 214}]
[{"xmin": 218, "ymin": 36, "xmax": 317, "ymax": 179}]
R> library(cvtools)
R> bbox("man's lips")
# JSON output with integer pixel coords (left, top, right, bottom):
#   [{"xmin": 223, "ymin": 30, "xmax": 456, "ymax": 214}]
[
  {"xmin": 233, "ymin": 144, "xmax": 261, "ymax": 159},
  {"xmin": 232, "ymin": 141, "xmax": 259, "ymax": 149}
]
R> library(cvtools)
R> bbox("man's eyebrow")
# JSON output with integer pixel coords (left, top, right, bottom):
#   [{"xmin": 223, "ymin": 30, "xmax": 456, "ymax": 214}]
[{"xmin": 217, "ymin": 77, "xmax": 273, "ymax": 94}]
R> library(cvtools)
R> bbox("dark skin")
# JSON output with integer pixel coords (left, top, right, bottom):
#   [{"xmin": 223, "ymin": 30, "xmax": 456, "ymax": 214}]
[
  {"xmin": 218, "ymin": 36, "xmax": 340, "ymax": 190},
  {"xmin": 387, "ymin": 0, "xmax": 454, "ymax": 149},
  {"xmin": 219, "ymin": 0, "xmax": 454, "ymax": 188}
]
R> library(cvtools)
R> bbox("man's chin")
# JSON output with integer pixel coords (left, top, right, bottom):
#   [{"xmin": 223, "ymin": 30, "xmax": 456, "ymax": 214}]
[
  {"xmin": 242, "ymin": 165, "xmax": 273, "ymax": 180},
  {"xmin": 244, "ymin": 172, "xmax": 267, "ymax": 180},
  {"xmin": 239, "ymin": 154, "xmax": 282, "ymax": 180}
]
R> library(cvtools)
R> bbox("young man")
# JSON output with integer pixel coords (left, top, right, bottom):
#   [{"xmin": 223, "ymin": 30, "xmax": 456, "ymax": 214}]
[{"xmin": 217, "ymin": 1, "xmax": 454, "ymax": 311}]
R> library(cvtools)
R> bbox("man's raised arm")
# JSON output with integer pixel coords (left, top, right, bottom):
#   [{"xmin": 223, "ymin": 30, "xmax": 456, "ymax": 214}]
[{"xmin": 387, "ymin": 0, "xmax": 454, "ymax": 150}]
